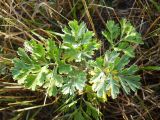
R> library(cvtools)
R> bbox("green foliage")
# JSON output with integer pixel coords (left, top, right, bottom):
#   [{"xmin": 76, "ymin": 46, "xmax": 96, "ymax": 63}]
[
  {"xmin": 140, "ymin": 66, "xmax": 160, "ymax": 71},
  {"xmin": 150, "ymin": 0, "xmax": 160, "ymax": 12},
  {"xmin": 0, "ymin": 63, "xmax": 7, "ymax": 75},
  {"xmin": 58, "ymin": 96, "xmax": 102, "ymax": 120},
  {"xmin": 61, "ymin": 20, "xmax": 100, "ymax": 62},
  {"xmin": 62, "ymin": 70, "xmax": 87, "ymax": 95},
  {"xmin": 12, "ymin": 19, "xmax": 143, "ymax": 119},
  {"xmin": 89, "ymin": 51, "xmax": 141, "ymax": 99},
  {"xmin": 102, "ymin": 19, "xmax": 143, "ymax": 57}
]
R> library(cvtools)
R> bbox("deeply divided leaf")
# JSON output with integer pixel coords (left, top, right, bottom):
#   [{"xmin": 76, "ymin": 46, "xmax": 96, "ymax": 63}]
[{"xmin": 102, "ymin": 19, "xmax": 143, "ymax": 57}]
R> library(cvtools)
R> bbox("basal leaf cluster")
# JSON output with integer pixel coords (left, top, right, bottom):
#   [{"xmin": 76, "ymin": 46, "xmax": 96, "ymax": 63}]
[{"xmin": 12, "ymin": 19, "xmax": 143, "ymax": 120}]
